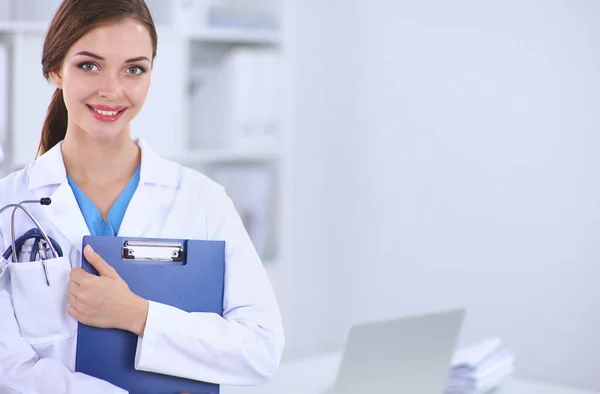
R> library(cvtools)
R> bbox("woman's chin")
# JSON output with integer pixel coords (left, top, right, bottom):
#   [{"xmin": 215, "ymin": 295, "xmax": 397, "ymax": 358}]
[{"xmin": 83, "ymin": 124, "xmax": 129, "ymax": 142}]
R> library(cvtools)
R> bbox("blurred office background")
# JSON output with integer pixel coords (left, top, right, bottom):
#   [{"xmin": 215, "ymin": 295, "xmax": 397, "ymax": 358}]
[{"xmin": 1, "ymin": 0, "xmax": 600, "ymax": 391}]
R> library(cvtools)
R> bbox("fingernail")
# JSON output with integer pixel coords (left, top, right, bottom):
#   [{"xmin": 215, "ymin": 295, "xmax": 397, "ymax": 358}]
[{"xmin": 84, "ymin": 245, "xmax": 93, "ymax": 254}]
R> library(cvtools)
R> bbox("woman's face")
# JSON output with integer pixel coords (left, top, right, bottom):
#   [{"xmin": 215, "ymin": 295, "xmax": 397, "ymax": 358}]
[{"xmin": 50, "ymin": 18, "xmax": 153, "ymax": 141}]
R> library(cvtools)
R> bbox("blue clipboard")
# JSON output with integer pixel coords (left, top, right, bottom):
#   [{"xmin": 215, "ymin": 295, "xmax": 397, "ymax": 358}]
[{"xmin": 75, "ymin": 235, "xmax": 225, "ymax": 394}]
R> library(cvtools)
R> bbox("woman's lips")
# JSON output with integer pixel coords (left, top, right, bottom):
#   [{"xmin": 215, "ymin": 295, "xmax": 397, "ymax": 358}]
[{"xmin": 87, "ymin": 104, "xmax": 127, "ymax": 122}]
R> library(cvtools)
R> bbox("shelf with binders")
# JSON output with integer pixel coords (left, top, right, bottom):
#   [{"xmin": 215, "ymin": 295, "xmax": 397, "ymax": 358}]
[
  {"xmin": 139, "ymin": 0, "xmax": 285, "ymax": 167},
  {"xmin": 145, "ymin": 0, "xmax": 282, "ymax": 43},
  {"xmin": 0, "ymin": 0, "xmax": 61, "ymax": 24},
  {"xmin": 181, "ymin": 43, "xmax": 284, "ymax": 262},
  {"xmin": 184, "ymin": 43, "xmax": 283, "ymax": 155},
  {"xmin": 165, "ymin": 1, "xmax": 285, "ymax": 264},
  {"xmin": 176, "ymin": 1, "xmax": 283, "ymax": 163}
]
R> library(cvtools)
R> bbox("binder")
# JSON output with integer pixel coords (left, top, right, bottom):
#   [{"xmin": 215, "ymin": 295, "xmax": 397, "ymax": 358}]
[{"xmin": 75, "ymin": 235, "xmax": 226, "ymax": 394}]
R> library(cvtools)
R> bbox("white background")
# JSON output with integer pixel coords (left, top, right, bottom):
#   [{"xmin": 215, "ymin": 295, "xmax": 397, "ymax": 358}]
[{"xmin": 290, "ymin": 0, "xmax": 600, "ymax": 391}]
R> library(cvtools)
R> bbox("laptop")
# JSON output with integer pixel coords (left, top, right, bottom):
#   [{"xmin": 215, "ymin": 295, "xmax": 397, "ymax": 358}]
[{"xmin": 324, "ymin": 308, "xmax": 465, "ymax": 394}]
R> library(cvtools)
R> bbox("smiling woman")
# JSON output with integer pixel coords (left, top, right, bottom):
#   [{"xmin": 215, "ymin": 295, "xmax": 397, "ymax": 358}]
[
  {"xmin": 43, "ymin": 24, "xmax": 154, "ymax": 158},
  {"xmin": 54, "ymin": 24, "xmax": 153, "ymax": 134},
  {"xmin": 38, "ymin": 1, "xmax": 157, "ymax": 157},
  {"xmin": 0, "ymin": 0, "xmax": 285, "ymax": 393}
]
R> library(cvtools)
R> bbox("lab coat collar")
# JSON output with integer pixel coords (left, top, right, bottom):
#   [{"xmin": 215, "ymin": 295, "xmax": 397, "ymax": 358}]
[
  {"xmin": 26, "ymin": 142, "xmax": 68, "ymax": 189},
  {"xmin": 26, "ymin": 138, "xmax": 180, "ymax": 254},
  {"xmin": 137, "ymin": 138, "xmax": 180, "ymax": 187},
  {"xmin": 27, "ymin": 138, "xmax": 179, "ymax": 190}
]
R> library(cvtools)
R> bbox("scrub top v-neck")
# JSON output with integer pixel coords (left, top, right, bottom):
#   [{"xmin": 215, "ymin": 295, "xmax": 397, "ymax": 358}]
[{"xmin": 67, "ymin": 166, "xmax": 141, "ymax": 236}]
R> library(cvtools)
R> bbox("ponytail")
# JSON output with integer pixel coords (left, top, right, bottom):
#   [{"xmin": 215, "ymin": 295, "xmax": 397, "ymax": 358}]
[{"xmin": 37, "ymin": 88, "xmax": 67, "ymax": 157}]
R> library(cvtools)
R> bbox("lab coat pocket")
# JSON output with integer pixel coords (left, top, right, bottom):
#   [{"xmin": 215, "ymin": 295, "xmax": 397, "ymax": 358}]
[{"xmin": 9, "ymin": 256, "xmax": 75, "ymax": 344}]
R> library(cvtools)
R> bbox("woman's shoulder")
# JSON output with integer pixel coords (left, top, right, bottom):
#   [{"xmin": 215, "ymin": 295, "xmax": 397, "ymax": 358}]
[
  {"xmin": 170, "ymin": 160, "xmax": 228, "ymax": 202},
  {"xmin": 0, "ymin": 165, "xmax": 33, "ymax": 196},
  {"xmin": 140, "ymin": 140, "xmax": 227, "ymax": 200},
  {"xmin": 168, "ymin": 162, "xmax": 237, "ymax": 233}
]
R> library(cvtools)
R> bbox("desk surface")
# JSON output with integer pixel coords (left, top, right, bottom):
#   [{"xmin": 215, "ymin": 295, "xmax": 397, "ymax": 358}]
[{"xmin": 221, "ymin": 351, "xmax": 599, "ymax": 394}]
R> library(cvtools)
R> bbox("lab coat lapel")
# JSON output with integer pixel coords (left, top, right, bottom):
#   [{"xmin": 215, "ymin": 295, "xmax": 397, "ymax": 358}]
[
  {"xmin": 43, "ymin": 182, "xmax": 90, "ymax": 253},
  {"xmin": 117, "ymin": 139, "xmax": 180, "ymax": 237},
  {"xmin": 117, "ymin": 184, "xmax": 162, "ymax": 237},
  {"xmin": 27, "ymin": 139, "xmax": 179, "ymax": 245},
  {"xmin": 27, "ymin": 142, "xmax": 90, "ymax": 253}
]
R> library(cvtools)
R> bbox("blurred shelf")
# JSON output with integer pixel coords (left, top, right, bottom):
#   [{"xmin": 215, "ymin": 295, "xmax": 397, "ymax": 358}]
[
  {"xmin": 184, "ymin": 27, "xmax": 281, "ymax": 45},
  {"xmin": 0, "ymin": 21, "xmax": 48, "ymax": 34},
  {"xmin": 263, "ymin": 259, "xmax": 284, "ymax": 292},
  {"xmin": 263, "ymin": 258, "xmax": 279, "ymax": 267},
  {"xmin": 190, "ymin": 67, "xmax": 215, "ymax": 81},
  {"xmin": 173, "ymin": 147, "xmax": 280, "ymax": 165},
  {"xmin": 0, "ymin": 21, "xmax": 176, "ymax": 35},
  {"xmin": 0, "ymin": 22, "xmax": 281, "ymax": 46}
]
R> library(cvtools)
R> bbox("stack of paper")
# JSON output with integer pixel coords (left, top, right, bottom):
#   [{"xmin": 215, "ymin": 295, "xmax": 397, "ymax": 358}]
[{"xmin": 446, "ymin": 338, "xmax": 515, "ymax": 394}]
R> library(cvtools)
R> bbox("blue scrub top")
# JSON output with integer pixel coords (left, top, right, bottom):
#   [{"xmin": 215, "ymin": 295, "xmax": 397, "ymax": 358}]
[{"xmin": 67, "ymin": 167, "xmax": 141, "ymax": 236}]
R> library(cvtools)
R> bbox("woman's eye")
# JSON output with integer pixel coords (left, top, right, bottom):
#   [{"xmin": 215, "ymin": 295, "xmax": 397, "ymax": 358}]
[
  {"xmin": 126, "ymin": 66, "xmax": 145, "ymax": 75},
  {"xmin": 78, "ymin": 62, "xmax": 98, "ymax": 72}
]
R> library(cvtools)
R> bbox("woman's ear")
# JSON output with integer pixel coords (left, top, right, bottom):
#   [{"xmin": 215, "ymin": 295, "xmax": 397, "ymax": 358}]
[{"xmin": 49, "ymin": 71, "xmax": 63, "ymax": 89}]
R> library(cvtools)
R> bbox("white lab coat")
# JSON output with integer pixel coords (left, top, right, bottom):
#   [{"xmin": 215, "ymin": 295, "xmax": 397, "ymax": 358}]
[{"xmin": 0, "ymin": 139, "xmax": 285, "ymax": 393}]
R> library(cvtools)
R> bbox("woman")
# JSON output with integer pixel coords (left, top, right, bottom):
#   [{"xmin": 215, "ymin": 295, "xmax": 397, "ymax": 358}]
[{"xmin": 0, "ymin": 0, "xmax": 284, "ymax": 392}]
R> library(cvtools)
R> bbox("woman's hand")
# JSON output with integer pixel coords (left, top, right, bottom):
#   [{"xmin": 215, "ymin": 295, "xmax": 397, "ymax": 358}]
[{"xmin": 67, "ymin": 245, "xmax": 149, "ymax": 336}]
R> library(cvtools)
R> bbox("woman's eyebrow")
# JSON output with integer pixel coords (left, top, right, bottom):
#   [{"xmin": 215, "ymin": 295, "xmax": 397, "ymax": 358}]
[
  {"xmin": 125, "ymin": 56, "xmax": 150, "ymax": 63},
  {"xmin": 75, "ymin": 51, "xmax": 103, "ymax": 60},
  {"xmin": 74, "ymin": 51, "xmax": 150, "ymax": 63}
]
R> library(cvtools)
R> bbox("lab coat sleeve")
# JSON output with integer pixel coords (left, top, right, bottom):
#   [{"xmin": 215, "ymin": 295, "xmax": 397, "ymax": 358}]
[
  {"xmin": 133, "ymin": 185, "xmax": 285, "ymax": 385},
  {"xmin": 0, "ymin": 263, "xmax": 128, "ymax": 393}
]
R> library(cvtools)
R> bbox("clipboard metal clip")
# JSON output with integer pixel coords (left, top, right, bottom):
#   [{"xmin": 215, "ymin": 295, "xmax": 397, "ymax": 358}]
[{"xmin": 122, "ymin": 240, "xmax": 185, "ymax": 262}]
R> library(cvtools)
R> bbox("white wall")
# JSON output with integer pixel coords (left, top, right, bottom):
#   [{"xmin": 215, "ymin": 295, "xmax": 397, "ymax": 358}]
[
  {"xmin": 286, "ymin": 0, "xmax": 360, "ymax": 358},
  {"xmin": 346, "ymin": 0, "xmax": 600, "ymax": 390}
]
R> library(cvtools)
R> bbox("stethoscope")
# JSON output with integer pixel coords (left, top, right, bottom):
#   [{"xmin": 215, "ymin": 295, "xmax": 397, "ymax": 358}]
[{"xmin": 0, "ymin": 198, "xmax": 63, "ymax": 286}]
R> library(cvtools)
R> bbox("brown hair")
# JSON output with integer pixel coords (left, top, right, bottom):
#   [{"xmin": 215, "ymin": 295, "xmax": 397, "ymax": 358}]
[{"xmin": 37, "ymin": 0, "xmax": 158, "ymax": 156}]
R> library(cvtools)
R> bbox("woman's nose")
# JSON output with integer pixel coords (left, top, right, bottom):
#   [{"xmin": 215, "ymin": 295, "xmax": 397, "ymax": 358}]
[{"xmin": 98, "ymin": 76, "xmax": 124, "ymax": 101}]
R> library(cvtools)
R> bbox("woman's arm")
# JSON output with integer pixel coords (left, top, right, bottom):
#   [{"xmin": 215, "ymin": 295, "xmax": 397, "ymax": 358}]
[
  {"xmin": 0, "ymin": 252, "xmax": 128, "ymax": 394},
  {"xmin": 133, "ymin": 186, "xmax": 285, "ymax": 385}
]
